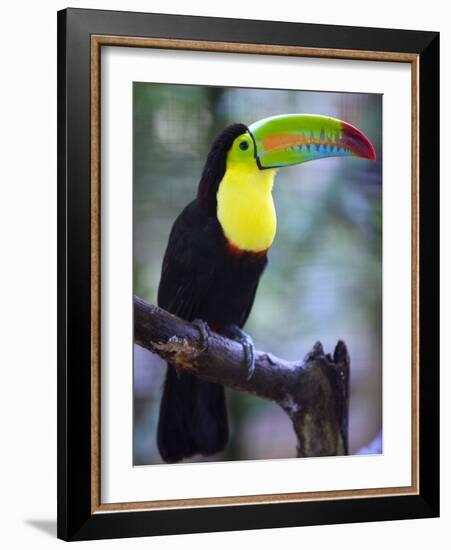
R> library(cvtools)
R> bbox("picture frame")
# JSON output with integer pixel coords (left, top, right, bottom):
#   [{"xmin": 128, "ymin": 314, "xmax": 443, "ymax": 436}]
[{"xmin": 57, "ymin": 7, "xmax": 439, "ymax": 541}]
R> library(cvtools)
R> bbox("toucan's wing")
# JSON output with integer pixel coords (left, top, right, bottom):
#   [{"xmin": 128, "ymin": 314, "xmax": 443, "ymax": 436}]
[
  {"xmin": 237, "ymin": 277, "xmax": 261, "ymax": 328},
  {"xmin": 157, "ymin": 199, "xmax": 218, "ymax": 321},
  {"xmin": 156, "ymin": 199, "xmax": 229, "ymax": 463}
]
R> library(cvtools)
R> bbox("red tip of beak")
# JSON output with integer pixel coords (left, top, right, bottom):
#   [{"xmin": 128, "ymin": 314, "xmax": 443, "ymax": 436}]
[{"xmin": 341, "ymin": 121, "xmax": 377, "ymax": 161}]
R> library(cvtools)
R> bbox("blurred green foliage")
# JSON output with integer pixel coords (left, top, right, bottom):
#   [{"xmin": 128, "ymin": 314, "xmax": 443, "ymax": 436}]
[{"xmin": 133, "ymin": 83, "xmax": 382, "ymax": 465}]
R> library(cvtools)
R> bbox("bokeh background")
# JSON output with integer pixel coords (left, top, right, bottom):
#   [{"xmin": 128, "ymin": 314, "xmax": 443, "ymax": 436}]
[{"xmin": 133, "ymin": 82, "xmax": 382, "ymax": 465}]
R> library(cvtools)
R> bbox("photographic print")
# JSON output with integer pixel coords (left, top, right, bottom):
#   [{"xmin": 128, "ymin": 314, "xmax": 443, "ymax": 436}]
[
  {"xmin": 59, "ymin": 10, "xmax": 439, "ymax": 540},
  {"xmin": 133, "ymin": 82, "xmax": 382, "ymax": 466}
]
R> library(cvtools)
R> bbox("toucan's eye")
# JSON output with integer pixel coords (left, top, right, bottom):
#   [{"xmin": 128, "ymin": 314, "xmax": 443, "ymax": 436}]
[{"xmin": 239, "ymin": 140, "xmax": 249, "ymax": 151}]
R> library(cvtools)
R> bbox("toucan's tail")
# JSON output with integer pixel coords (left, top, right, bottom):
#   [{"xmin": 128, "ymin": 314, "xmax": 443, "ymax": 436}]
[{"xmin": 157, "ymin": 365, "xmax": 228, "ymax": 463}]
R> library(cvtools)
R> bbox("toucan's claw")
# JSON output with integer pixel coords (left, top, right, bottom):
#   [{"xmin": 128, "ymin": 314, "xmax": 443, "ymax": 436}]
[
  {"xmin": 193, "ymin": 318, "xmax": 211, "ymax": 352},
  {"xmin": 222, "ymin": 324, "xmax": 256, "ymax": 381}
]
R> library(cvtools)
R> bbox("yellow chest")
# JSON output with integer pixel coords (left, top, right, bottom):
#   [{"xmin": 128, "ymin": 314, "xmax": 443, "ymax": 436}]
[{"xmin": 216, "ymin": 164, "xmax": 277, "ymax": 253}]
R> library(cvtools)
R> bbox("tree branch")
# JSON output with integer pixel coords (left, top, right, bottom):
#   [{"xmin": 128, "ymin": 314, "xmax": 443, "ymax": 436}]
[{"xmin": 134, "ymin": 294, "xmax": 350, "ymax": 457}]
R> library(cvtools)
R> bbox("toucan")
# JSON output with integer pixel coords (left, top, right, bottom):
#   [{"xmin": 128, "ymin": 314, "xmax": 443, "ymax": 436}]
[{"xmin": 157, "ymin": 114, "xmax": 376, "ymax": 463}]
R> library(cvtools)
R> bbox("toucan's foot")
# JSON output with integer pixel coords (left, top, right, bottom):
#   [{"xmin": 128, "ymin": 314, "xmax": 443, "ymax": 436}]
[
  {"xmin": 222, "ymin": 324, "xmax": 255, "ymax": 380},
  {"xmin": 192, "ymin": 318, "xmax": 211, "ymax": 352}
]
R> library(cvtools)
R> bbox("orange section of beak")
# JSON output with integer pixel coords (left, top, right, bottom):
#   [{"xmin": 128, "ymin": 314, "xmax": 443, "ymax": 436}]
[{"xmin": 261, "ymin": 123, "xmax": 376, "ymax": 161}]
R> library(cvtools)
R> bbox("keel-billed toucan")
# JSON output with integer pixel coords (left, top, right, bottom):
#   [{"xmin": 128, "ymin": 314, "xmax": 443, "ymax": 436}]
[{"xmin": 157, "ymin": 114, "xmax": 376, "ymax": 463}]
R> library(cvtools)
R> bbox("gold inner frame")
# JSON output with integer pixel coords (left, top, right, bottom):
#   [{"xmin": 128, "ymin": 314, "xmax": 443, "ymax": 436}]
[{"xmin": 90, "ymin": 35, "xmax": 420, "ymax": 514}]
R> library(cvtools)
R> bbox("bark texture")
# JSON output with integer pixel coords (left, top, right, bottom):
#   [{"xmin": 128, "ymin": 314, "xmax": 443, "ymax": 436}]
[{"xmin": 134, "ymin": 294, "xmax": 350, "ymax": 457}]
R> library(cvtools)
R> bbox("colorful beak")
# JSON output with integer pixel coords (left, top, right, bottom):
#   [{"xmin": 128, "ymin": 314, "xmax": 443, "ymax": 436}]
[{"xmin": 248, "ymin": 114, "xmax": 376, "ymax": 169}]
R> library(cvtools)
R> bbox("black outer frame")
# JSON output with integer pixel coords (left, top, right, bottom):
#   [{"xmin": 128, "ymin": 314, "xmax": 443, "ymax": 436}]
[{"xmin": 57, "ymin": 8, "xmax": 439, "ymax": 541}]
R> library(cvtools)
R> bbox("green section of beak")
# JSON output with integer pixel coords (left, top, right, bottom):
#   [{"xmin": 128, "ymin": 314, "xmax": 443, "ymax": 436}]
[{"xmin": 248, "ymin": 114, "xmax": 376, "ymax": 169}]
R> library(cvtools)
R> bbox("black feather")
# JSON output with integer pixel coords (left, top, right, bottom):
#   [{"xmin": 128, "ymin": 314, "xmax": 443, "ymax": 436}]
[
  {"xmin": 157, "ymin": 368, "xmax": 228, "ymax": 463},
  {"xmin": 156, "ymin": 124, "xmax": 267, "ymax": 463},
  {"xmin": 197, "ymin": 123, "xmax": 248, "ymax": 213}
]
